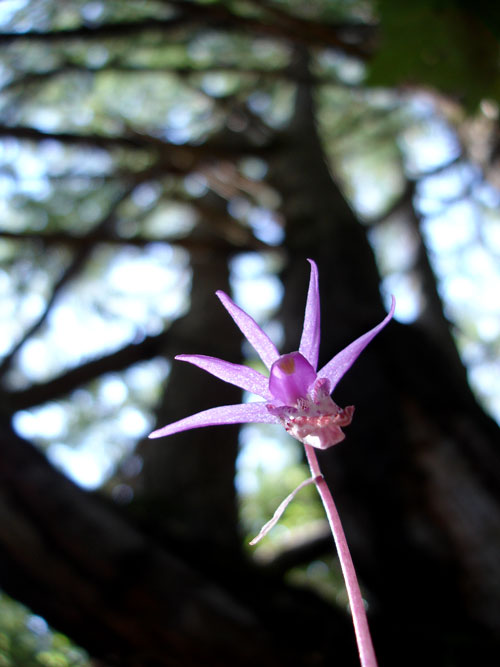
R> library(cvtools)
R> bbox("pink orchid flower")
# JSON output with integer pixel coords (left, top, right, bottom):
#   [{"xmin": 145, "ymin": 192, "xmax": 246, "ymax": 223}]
[
  {"xmin": 149, "ymin": 259, "xmax": 394, "ymax": 667},
  {"xmin": 149, "ymin": 259, "xmax": 394, "ymax": 448}
]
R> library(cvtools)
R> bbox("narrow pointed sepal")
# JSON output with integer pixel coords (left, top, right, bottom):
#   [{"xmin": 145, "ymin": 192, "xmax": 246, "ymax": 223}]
[
  {"xmin": 148, "ymin": 401, "xmax": 279, "ymax": 439},
  {"xmin": 176, "ymin": 354, "xmax": 272, "ymax": 399},
  {"xmin": 299, "ymin": 259, "xmax": 321, "ymax": 369},
  {"xmin": 216, "ymin": 290, "xmax": 280, "ymax": 369},
  {"xmin": 318, "ymin": 295, "xmax": 396, "ymax": 392}
]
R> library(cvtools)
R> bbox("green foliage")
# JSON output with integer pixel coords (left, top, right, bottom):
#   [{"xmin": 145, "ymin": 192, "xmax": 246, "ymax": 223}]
[
  {"xmin": 0, "ymin": 593, "xmax": 89, "ymax": 666},
  {"xmin": 369, "ymin": 0, "xmax": 500, "ymax": 109},
  {"xmin": 286, "ymin": 555, "xmax": 349, "ymax": 607}
]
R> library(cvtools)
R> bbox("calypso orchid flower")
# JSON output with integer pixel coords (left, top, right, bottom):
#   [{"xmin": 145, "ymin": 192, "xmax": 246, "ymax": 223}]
[
  {"xmin": 149, "ymin": 259, "xmax": 394, "ymax": 667},
  {"xmin": 149, "ymin": 259, "xmax": 394, "ymax": 451}
]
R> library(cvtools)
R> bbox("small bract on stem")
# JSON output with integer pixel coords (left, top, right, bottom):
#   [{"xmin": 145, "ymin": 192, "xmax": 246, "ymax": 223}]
[{"xmin": 149, "ymin": 259, "xmax": 394, "ymax": 667}]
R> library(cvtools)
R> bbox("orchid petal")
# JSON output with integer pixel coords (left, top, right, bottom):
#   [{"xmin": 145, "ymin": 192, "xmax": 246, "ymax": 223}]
[
  {"xmin": 318, "ymin": 295, "xmax": 396, "ymax": 392},
  {"xmin": 216, "ymin": 291, "xmax": 279, "ymax": 369},
  {"xmin": 148, "ymin": 401, "xmax": 279, "ymax": 439},
  {"xmin": 299, "ymin": 259, "xmax": 321, "ymax": 369},
  {"xmin": 249, "ymin": 476, "xmax": 320, "ymax": 545},
  {"xmin": 268, "ymin": 352, "xmax": 316, "ymax": 405},
  {"xmin": 176, "ymin": 354, "xmax": 272, "ymax": 399}
]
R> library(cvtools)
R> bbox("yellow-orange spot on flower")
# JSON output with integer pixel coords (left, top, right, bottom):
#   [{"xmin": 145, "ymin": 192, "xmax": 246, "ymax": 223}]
[{"xmin": 278, "ymin": 356, "xmax": 296, "ymax": 375}]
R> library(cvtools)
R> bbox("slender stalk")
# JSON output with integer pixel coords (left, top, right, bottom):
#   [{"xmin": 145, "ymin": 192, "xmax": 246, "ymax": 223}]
[{"xmin": 304, "ymin": 444, "xmax": 378, "ymax": 667}]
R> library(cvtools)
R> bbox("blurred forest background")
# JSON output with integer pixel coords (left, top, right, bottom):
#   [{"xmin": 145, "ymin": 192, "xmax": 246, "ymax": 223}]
[{"xmin": 1, "ymin": 0, "xmax": 500, "ymax": 665}]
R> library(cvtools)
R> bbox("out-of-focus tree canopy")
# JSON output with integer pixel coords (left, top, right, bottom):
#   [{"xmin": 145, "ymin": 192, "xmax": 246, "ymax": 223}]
[{"xmin": 1, "ymin": 1, "xmax": 500, "ymax": 665}]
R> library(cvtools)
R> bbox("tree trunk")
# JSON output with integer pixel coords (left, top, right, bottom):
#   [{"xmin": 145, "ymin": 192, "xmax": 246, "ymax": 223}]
[
  {"xmin": 137, "ymin": 245, "xmax": 242, "ymax": 554},
  {"xmin": 0, "ymin": 418, "xmax": 363, "ymax": 666},
  {"xmin": 270, "ymin": 52, "xmax": 500, "ymax": 666}
]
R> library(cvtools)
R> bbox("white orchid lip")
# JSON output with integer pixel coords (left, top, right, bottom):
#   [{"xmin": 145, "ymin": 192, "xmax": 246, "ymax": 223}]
[{"xmin": 267, "ymin": 377, "xmax": 354, "ymax": 449}]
